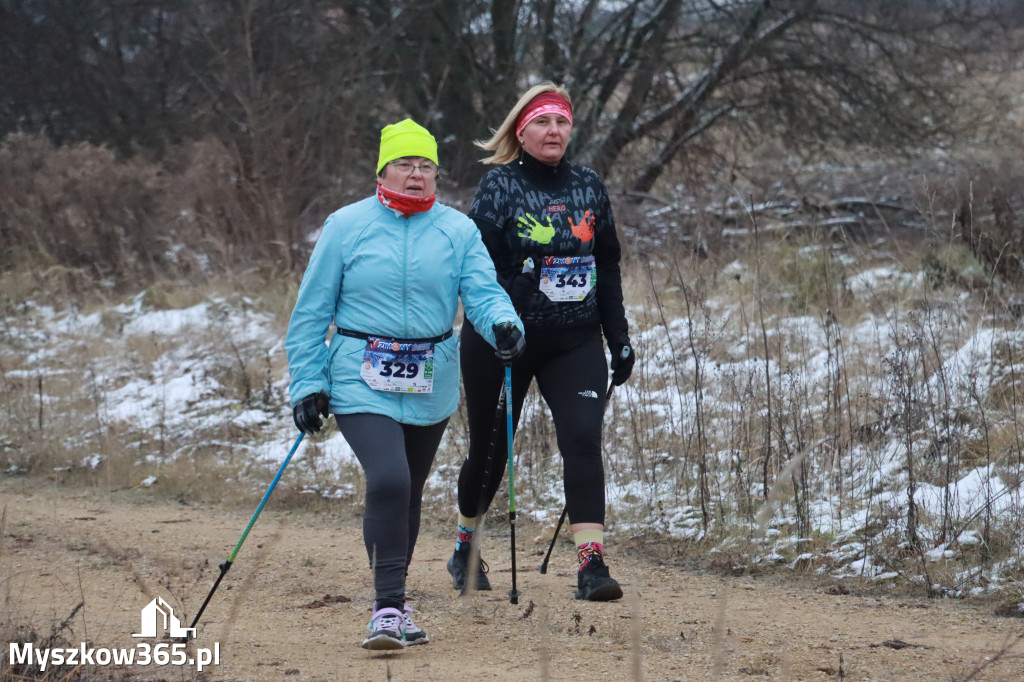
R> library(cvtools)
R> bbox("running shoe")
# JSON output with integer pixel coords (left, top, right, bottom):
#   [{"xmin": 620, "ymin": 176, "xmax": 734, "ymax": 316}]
[
  {"xmin": 446, "ymin": 544, "xmax": 491, "ymax": 591},
  {"xmin": 574, "ymin": 553, "xmax": 623, "ymax": 601},
  {"xmin": 401, "ymin": 605, "xmax": 429, "ymax": 645},
  {"xmin": 361, "ymin": 606, "xmax": 406, "ymax": 650}
]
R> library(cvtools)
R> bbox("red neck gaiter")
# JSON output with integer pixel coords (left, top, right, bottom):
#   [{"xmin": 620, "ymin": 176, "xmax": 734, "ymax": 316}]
[{"xmin": 377, "ymin": 184, "xmax": 436, "ymax": 218}]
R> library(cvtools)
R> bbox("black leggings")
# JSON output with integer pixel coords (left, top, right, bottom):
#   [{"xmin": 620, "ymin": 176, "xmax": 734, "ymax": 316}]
[
  {"xmin": 456, "ymin": 323, "xmax": 608, "ymax": 525},
  {"xmin": 337, "ymin": 413, "xmax": 448, "ymax": 607}
]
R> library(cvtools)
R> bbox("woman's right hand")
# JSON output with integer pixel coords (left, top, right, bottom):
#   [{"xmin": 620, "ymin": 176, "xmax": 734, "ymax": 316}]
[{"xmin": 293, "ymin": 390, "xmax": 331, "ymax": 434}]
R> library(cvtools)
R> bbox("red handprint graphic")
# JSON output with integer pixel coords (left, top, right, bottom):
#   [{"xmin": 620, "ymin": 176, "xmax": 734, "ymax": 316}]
[{"xmin": 569, "ymin": 210, "xmax": 595, "ymax": 242}]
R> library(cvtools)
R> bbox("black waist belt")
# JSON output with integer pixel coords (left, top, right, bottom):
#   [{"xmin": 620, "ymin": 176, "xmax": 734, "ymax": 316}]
[{"xmin": 337, "ymin": 327, "xmax": 453, "ymax": 344}]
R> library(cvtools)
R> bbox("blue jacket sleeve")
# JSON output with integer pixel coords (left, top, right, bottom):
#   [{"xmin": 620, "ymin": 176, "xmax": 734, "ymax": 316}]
[
  {"xmin": 458, "ymin": 222, "xmax": 523, "ymax": 346},
  {"xmin": 285, "ymin": 217, "xmax": 344, "ymax": 406}
]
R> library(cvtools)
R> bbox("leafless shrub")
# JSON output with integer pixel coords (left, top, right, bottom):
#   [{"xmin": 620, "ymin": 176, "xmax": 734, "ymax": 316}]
[
  {"xmin": 0, "ymin": 133, "xmax": 326, "ymax": 300},
  {"xmin": 0, "ymin": 133, "xmax": 165, "ymax": 287}
]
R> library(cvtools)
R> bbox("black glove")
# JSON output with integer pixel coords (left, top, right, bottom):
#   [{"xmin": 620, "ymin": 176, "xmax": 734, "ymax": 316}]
[
  {"xmin": 508, "ymin": 257, "xmax": 539, "ymax": 308},
  {"xmin": 492, "ymin": 322, "xmax": 526, "ymax": 364},
  {"xmin": 293, "ymin": 390, "xmax": 330, "ymax": 434},
  {"xmin": 609, "ymin": 338, "xmax": 635, "ymax": 386}
]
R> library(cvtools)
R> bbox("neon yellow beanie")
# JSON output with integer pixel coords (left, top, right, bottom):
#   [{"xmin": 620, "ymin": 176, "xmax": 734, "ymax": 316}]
[{"xmin": 377, "ymin": 119, "xmax": 439, "ymax": 174}]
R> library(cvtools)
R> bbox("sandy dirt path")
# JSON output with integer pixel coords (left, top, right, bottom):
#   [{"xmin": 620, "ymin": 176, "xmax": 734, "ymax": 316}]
[{"xmin": 2, "ymin": 483, "xmax": 1022, "ymax": 681}]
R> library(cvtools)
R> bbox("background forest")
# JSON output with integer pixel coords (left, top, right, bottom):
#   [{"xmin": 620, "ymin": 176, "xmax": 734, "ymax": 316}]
[{"xmin": 3, "ymin": 0, "xmax": 1024, "ymax": 608}]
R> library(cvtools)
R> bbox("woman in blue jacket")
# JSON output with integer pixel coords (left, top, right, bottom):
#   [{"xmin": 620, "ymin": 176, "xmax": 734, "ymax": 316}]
[{"xmin": 285, "ymin": 119, "xmax": 524, "ymax": 650}]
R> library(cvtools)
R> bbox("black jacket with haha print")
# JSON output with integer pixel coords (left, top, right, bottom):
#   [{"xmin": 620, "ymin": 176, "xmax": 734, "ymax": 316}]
[{"xmin": 468, "ymin": 151, "xmax": 629, "ymax": 345}]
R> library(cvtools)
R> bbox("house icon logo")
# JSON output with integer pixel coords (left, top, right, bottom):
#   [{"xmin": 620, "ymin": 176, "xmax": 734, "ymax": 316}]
[{"xmin": 132, "ymin": 597, "xmax": 196, "ymax": 638}]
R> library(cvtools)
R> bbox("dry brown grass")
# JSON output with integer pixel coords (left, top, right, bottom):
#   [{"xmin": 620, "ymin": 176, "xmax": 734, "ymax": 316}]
[{"xmin": 2, "ymin": 90, "xmax": 1024, "ymax": 606}]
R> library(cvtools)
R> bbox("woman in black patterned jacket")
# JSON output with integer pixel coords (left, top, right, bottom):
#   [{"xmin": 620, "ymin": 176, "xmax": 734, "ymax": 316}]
[{"xmin": 446, "ymin": 81, "xmax": 635, "ymax": 601}]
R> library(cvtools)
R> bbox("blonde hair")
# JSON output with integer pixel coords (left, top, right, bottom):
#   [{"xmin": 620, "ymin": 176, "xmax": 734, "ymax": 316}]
[{"xmin": 475, "ymin": 81, "xmax": 573, "ymax": 165}]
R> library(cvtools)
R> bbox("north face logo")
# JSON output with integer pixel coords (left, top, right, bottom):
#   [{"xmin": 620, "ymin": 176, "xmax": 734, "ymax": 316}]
[{"xmin": 578, "ymin": 390, "xmax": 598, "ymax": 399}]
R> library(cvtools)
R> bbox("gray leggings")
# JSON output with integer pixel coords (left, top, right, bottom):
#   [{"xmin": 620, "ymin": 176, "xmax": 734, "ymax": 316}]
[{"xmin": 336, "ymin": 413, "xmax": 448, "ymax": 608}]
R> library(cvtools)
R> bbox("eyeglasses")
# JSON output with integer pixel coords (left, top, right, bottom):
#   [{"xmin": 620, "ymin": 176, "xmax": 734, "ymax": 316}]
[{"xmin": 389, "ymin": 160, "xmax": 439, "ymax": 178}]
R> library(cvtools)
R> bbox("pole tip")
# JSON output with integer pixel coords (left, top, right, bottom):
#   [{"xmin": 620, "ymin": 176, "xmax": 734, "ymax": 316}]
[{"xmin": 508, "ymin": 589, "xmax": 521, "ymax": 604}]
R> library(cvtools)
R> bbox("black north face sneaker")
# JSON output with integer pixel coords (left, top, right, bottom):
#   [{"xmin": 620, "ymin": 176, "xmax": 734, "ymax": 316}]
[
  {"xmin": 446, "ymin": 544, "xmax": 491, "ymax": 591},
  {"xmin": 574, "ymin": 553, "xmax": 623, "ymax": 601}
]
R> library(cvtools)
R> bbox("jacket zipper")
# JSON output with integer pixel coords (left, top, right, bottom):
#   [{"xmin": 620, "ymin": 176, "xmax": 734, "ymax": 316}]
[{"xmin": 400, "ymin": 217, "xmax": 410, "ymax": 422}]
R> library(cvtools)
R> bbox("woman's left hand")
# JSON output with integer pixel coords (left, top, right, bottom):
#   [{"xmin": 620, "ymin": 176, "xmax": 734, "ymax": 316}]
[
  {"xmin": 610, "ymin": 339, "xmax": 634, "ymax": 385},
  {"xmin": 492, "ymin": 322, "xmax": 526, "ymax": 364}
]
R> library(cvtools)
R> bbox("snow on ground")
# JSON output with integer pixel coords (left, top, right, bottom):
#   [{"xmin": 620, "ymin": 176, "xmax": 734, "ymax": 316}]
[{"xmin": 2, "ymin": 260, "xmax": 1023, "ymax": 595}]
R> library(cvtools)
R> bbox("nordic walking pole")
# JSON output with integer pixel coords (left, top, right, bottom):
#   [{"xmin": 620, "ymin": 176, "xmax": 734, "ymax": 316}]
[
  {"xmin": 537, "ymin": 506, "xmax": 568, "ymax": 575},
  {"xmin": 187, "ymin": 432, "xmax": 305, "ymax": 639},
  {"xmin": 504, "ymin": 363, "xmax": 522, "ymax": 604},
  {"xmin": 538, "ymin": 380, "xmax": 616, "ymax": 574},
  {"xmin": 464, "ymin": 381, "xmax": 509, "ymax": 595}
]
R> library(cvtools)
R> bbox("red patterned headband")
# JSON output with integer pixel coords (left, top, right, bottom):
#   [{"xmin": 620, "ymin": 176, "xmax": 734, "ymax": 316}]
[{"xmin": 515, "ymin": 92, "xmax": 573, "ymax": 136}]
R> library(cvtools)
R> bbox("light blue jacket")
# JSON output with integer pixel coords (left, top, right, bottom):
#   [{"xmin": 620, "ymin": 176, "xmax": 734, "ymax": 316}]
[{"xmin": 286, "ymin": 195, "xmax": 522, "ymax": 426}]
